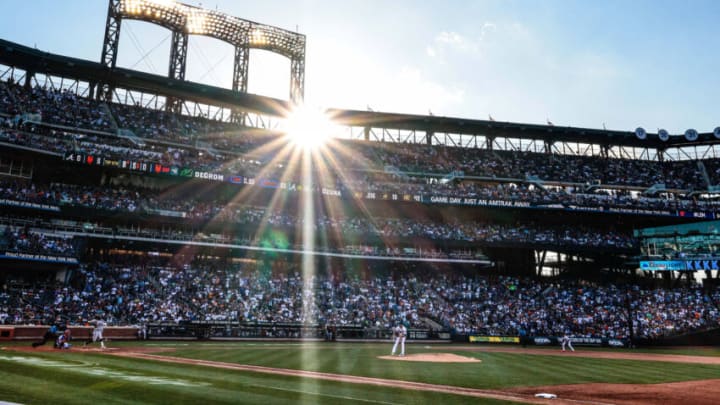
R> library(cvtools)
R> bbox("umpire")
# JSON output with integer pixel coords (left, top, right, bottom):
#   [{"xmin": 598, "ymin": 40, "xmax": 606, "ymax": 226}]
[{"xmin": 31, "ymin": 324, "xmax": 59, "ymax": 348}]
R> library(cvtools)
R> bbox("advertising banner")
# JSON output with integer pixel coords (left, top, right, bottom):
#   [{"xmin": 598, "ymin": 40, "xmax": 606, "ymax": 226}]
[
  {"xmin": 529, "ymin": 336, "xmax": 628, "ymax": 348},
  {"xmin": 0, "ymin": 199, "xmax": 61, "ymax": 212},
  {"xmin": 1, "ymin": 252, "xmax": 79, "ymax": 264},
  {"xmin": 469, "ymin": 336, "xmax": 520, "ymax": 343}
]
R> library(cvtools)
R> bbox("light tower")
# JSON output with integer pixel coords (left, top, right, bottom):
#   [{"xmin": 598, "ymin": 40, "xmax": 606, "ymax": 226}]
[{"xmin": 99, "ymin": 0, "xmax": 306, "ymax": 116}]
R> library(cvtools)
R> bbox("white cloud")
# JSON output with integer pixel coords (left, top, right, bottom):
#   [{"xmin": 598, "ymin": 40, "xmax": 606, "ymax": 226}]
[
  {"xmin": 427, "ymin": 23, "xmax": 496, "ymax": 62},
  {"xmin": 379, "ymin": 67, "xmax": 465, "ymax": 115},
  {"xmin": 269, "ymin": 17, "xmax": 627, "ymax": 130},
  {"xmin": 422, "ymin": 20, "xmax": 632, "ymax": 129},
  {"xmin": 427, "ymin": 31, "xmax": 477, "ymax": 60},
  {"xmin": 436, "ymin": 31, "xmax": 470, "ymax": 47},
  {"xmin": 479, "ymin": 22, "xmax": 497, "ymax": 40}
]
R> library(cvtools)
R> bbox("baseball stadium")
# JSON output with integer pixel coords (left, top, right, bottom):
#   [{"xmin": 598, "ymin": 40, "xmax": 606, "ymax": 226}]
[{"xmin": 0, "ymin": 1, "xmax": 720, "ymax": 404}]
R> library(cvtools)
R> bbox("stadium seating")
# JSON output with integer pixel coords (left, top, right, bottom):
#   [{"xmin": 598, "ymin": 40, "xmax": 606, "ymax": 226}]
[
  {"xmin": 1, "ymin": 76, "xmax": 719, "ymax": 344},
  {"xmin": 1, "ymin": 259, "xmax": 717, "ymax": 339}
]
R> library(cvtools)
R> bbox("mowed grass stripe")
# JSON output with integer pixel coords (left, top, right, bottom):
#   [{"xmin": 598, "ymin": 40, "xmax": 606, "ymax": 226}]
[
  {"xmin": 110, "ymin": 352, "xmax": 560, "ymax": 404},
  {"xmin": 477, "ymin": 352, "xmax": 720, "ymax": 386},
  {"xmin": 166, "ymin": 343, "xmax": 720, "ymax": 389},
  {"xmin": 0, "ymin": 355, "xmax": 270, "ymax": 404},
  {"xmin": 0, "ymin": 363, "xmax": 217, "ymax": 405},
  {"xmin": 630, "ymin": 347, "xmax": 720, "ymax": 357},
  {"xmin": 247, "ymin": 382, "xmax": 402, "ymax": 405},
  {"xmin": 0, "ymin": 350, "xmax": 514, "ymax": 405}
]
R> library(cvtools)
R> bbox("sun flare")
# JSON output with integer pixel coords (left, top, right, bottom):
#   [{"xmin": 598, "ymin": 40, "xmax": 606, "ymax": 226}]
[{"xmin": 282, "ymin": 105, "xmax": 338, "ymax": 150}]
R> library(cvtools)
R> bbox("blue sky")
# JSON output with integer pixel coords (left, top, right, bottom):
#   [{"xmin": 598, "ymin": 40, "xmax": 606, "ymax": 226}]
[{"xmin": 1, "ymin": 0, "xmax": 719, "ymax": 133}]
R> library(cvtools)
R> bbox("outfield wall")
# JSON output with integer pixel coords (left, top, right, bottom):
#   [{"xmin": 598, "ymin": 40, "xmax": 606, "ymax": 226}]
[
  {"xmin": 5, "ymin": 324, "xmax": 717, "ymax": 346},
  {"xmin": 1, "ymin": 326, "xmax": 140, "ymax": 341},
  {"xmin": 634, "ymin": 328, "xmax": 720, "ymax": 347}
]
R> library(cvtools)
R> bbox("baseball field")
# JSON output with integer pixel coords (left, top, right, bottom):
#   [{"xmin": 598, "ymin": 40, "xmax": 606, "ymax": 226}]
[{"xmin": 1, "ymin": 341, "xmax": 719, "ymax": 404}]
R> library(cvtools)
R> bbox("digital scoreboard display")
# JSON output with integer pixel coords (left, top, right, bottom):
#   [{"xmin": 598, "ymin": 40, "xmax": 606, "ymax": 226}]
[{"xmin": 640, "ymin": 260, "xmax": 692, "ymax": 271}]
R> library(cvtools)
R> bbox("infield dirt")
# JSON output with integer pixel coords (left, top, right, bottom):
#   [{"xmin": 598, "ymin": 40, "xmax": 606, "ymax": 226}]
[{"xmin": 377, "ymin": 353, "xmax": 481, "ymax": 363}]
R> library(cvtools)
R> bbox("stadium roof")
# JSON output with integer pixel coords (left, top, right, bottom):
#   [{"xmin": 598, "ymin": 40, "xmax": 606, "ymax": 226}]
[
  {"xmin": 328, "ymin": 109, "xmax": 719, "ymax": 150},
  {"xmin": 0, "ymin": 38, "xmax": 289, "ymax": 116}
]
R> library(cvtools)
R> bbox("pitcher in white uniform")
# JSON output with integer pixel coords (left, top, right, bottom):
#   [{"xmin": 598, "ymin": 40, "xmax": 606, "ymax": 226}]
[{"xmin": 391, "ymin": 323, "xmax": 407, "ymax": 356}]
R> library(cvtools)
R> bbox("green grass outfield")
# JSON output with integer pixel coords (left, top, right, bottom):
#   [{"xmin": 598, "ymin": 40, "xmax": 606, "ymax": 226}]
[{"xmin": 0, "ymin": 341, "xmax": 719, "ymax": 404}]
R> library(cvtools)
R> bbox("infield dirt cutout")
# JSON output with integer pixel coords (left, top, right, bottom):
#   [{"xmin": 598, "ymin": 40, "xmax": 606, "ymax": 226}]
[{"xmin": 377, "ymin": 353, "xmax": 481, "ymax": 363}]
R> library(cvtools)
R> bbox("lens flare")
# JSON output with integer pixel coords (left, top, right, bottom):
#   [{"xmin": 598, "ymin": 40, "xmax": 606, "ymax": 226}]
[{"xmin": 282, "ymin": 105, "xmax": 338, "ymax": 150}]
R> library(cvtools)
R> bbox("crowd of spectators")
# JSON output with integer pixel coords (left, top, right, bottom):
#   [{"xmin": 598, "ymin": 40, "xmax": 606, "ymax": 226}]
[
  {"xmin": 0, "ymin": 80, "xmax": 113, "ymax": 131},
  {"xmin": 1, "ymin": 124, "xmax": 718, "ymax": 217},
  {"xmin": 0, "ymin": 124, "xmax": 231, "ymax": 174},
  {"xmin": 0, "ymin": 179, "xmax": 638, "ymax": 252},
  {"xmin": 1, "ymin": 78, "xmax": 718, "ymax": 195},
  {"xmin": 0, "ymin": 226, "xmax": 75, "ymax": 256},
  {"xmin": 349, "ymin": 141, "xmax": 707, "ymax": 190},
  {"xmin": 5, "ymin": 114, "xmax": 711, "ymax": 195},
  {"xmin": 0, "ymin": 261, "xmax": 154, "ymax": 325},
  {"xmin": 1, "ymin": 259, "xmax": 718, "ymax": 341},
  {"xmin": 109, "ymin": 102, "xmax": 242, "ymax": 142},
  {"xmin": 630, "ymin": 287, "xmax": 717, "ymax": 339},
  {"xmin": 3, "ymin": 73, "xmax": 720, "ymax": 345}
]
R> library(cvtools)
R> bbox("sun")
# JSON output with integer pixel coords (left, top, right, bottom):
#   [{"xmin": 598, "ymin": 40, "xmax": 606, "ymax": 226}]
[{"xmin": 282, "ymin": 105, "xmax": 338, "ymax": 150}]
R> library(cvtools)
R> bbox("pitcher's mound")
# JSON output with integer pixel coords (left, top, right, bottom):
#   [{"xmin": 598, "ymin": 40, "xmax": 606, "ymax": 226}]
[{"xmin": 378, "ymin": 353, "xmax": 481, "ymax": 363}]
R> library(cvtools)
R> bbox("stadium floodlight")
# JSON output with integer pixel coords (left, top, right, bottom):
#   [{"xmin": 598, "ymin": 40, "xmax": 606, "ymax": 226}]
[
  {"xmin": 714, "ymin": 127, "xmax": 720, "ymax": 140},
  {"xmin": 658, "ymin": 129, "xmax": 669, "ymax": 142},
  {"xmin": 250, "ymin": 29, "xmax": 268, "ymax": 46},
  {"xmin": 185, "ymin": 10, "xmax": 207, "ymax": 35},
  {"xmin": 685, "ymin": 129, "xmax": 699, "ymax": 142},
  {"xmin": 100, "ymin": 0, "xmax": 306, "ymax": 104},
  {"xmin": 635, "ymin": 127, "xmax": 647, "ymax": 140}
]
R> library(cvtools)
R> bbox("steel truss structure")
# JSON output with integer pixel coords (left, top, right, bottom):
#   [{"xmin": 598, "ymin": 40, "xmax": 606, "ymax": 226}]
[
  {"xmin": 0, "ymin": 62, "xmax": 282, "ymax": 130},
  {"xmin": 4, "ymin": 35, "xmax": 720, "ymax": 164},
  {"xmin": 100, "ymin": 0, "xmax": 306, "ymax": 109}
]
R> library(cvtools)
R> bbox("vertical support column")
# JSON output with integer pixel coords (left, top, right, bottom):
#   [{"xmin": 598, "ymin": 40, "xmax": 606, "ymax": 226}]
[
  {"xmin": 167, "ymin": 30, "xmax": 189, "ymax": 114},
  {"xmin": 426, "ymin": 131, "xmax": 433, "ymax": 146},
  {"xmin": 99, "ymin": 0, "xmax": 122, "ymax": 102},
  {"xmin": 544, "ymin": 140, "xmax": 552, "ymax": 154},
  {"xmin": 290, "ymin": 54, "xmax": 305, "ymax": 105},
  {"xmin": 168, "ymin": 30, "xmax": 188, "ymax": 81},
  {"xmin": 657, "ymin": 148, "xmax": 665, "ymax": 162},
  {"xmin": 231, "ymin": 44, "xmax": 250, "ymax": 124},
  {"xmin": 24, "ymin": 72, "xmax": 33, "ymax": 89},
  {"xmin": 601, "ymin": 144, "xmax": 610, "ymax": 159},
  {"xmin": 232, "ymin": 45, "xmax": 249, "ymax": 93},
  {"xmin": 536, "ymin": 250, "xmax": 547, "ymax": 276}
]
